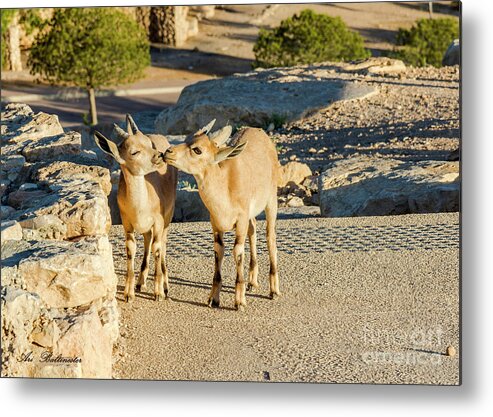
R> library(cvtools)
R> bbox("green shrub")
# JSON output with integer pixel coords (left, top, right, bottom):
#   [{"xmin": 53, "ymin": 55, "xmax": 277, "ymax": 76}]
[
  {"xmin": 253, "ymin": 9, "xmax": 370, "ymax": 68},
  {"xmin": 18, "ymin": 9, "xmax": 47, "ymax": 35},
  {"xmin": 28, "ymin": 7, "xmax": 150, "ymax": 125},
  {"xmin": 392, "ymin": 18, "xmax": 459, "ymax": 67}
]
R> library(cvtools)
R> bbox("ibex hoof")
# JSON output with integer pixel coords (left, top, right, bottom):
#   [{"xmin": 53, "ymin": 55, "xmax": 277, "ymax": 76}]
[
  {"xmin": 247, "ymin": 283, "xmax": 259, "ymax": 292},
  {"xmin": 208, "ymin": 298, "xmax": 220, "ymax": 308},
  {"xmin": 235, "ymin": 303, "xmax": 246, "ymax": 312},
  {"xmin": 136, "ymin": 284, "xmax": 142, "ymax": 292},
  {"xmin": 269, "ymin": 292, "xmax": 281, "ymax": 300},
  {"xmin": 124, "ymin": 294, "xmax": 135, "ymax": 303},
  {"xmin": 155, "ymin": 294, "xmax": 163, "ymax": 302}
]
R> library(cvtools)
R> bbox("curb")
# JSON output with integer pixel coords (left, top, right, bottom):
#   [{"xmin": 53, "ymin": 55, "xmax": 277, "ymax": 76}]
[{"xmin": 3, "ymin": 86, "xmax": 185, "ymax": 103}]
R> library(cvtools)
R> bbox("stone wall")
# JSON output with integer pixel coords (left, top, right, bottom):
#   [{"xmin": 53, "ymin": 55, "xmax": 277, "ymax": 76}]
[{"xmin": 1, "ymin": 103, "xmax": 118, "ymax": 378}]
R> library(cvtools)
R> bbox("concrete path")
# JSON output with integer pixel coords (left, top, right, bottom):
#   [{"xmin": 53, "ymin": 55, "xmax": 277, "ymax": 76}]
[{"xmin": 110, "ymin": 213, "xmax": 459, "ymax": 384}]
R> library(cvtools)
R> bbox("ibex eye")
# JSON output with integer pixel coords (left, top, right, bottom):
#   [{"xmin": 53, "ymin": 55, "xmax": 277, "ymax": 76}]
[
  {"xmin": 192, "ymin": 147, "xmax": 202, "ymax": 155},
  {"xmin": 131, "ymin": 150, "xmax": 140, "ymax": 156}
]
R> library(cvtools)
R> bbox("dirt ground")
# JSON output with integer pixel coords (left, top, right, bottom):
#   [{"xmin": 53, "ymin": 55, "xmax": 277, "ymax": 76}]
[{"xmin": 273, "ymin": 64, "xmax": 460, "ymax": 174}]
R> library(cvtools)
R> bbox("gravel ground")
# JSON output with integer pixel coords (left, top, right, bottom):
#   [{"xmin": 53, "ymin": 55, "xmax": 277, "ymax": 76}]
[
  {"xmin": 111, "ymin": 213, "xmax": 459, "ymax": 384},
  {"xmin": 272, "ymin": 65, "xmax": 460, "ymax": 174}
]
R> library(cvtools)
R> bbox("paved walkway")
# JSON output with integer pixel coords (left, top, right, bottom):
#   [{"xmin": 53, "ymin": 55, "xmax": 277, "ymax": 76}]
[{"xmin": 110, "ymin": 213, "xmax": 459, "ymax": 384}]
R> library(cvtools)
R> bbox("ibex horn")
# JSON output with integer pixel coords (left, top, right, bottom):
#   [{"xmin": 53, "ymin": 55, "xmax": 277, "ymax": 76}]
[
  {"xmin": 113, "ymin": 123, "xmax": 129, "ymax": 140},
  {"xmin": 210, "ymin": 125, "xmax": 233, "ymax": 147},
  {"xmin": 126, "ymin": 114, "xmax": 139, "ymax": 135},
  {"xmin": 199, "ymin": 119, "xmax": 216, "ymax": 135}
]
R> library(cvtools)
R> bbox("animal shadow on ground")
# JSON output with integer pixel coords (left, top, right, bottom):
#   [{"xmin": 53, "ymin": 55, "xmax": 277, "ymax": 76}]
[{"xmin": 115, "ymin": 275, "xmax": 271, "ymax": 308}]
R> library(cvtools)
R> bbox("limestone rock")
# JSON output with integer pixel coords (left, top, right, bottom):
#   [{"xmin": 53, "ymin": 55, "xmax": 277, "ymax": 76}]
[
  {"xmin": 0, "ymin": 154, "xmax": 25, "ymax": 170},
  {"xmin": 1, "ymin": 205, "xmax": 17, "ymax": 219},
  {"xmin": 279, "ymin": 162, "xmax": 312, "ymax": 187},
  {"xmin": 155, "ymin": 63, "xmax": 378, "ymax": 134},
  {"xmin": 319, "ymin": 156, "xmax": 459, "ymax": 217},
  {"xmin": 1, "ymin": 286, "xmax": 44, "ymax": 377},
  {"xmin": 32, "ymin": 160, "xmax": 112, "ymax": 196},
  {"xmin": 52, "ymin": 297, "xmax": 119, "ymax": 378},
  {"xmin": 174, "ymin": 188, "xmax": 209, "ymax": 222},
  {"xmin": 1, "ymin": 236, "xmax": 117, "ymax": 309},
  {"xmin": 15, "ymin": 179, "xmax": 111, "ymax": 239},
  {"xmin": 301, "ymin": 175, "xmax": 319, "ymax": 193},
  {"xmin": 287, "ymin": 196, "xmax": 304, "ymax": 208},
  {"xmin": 344, "ymin": 57, "xmax": 406, "ymax": 75},
  {"xmin": 108, "ymin": 183, "xmax": 122, "ymax": 225},
  {"xmin": 32, "ymin": 362, "xmax": 83, "ymax": 378},
  {"xmin": 0, "ymin": 178, "xmax": 10, "ymax": 197},
  {"xmin": 1, "ymin": 103, "xmax": 64, "ymax": 145},
  {"xmin": 31, "ymin": 315, "xmax": 60, "ymax": 349},
  {"xmin": 19, "ymin": 183, "xmax": 38, "ymax": 191},
  {"xmin": 22, "ymin": 131, "xmax": 81, "ymax": 162},
  {"xmin": 7, "ymin": 188, "xmax": 50, "ymax": 209},
  {"xmin": 442, "ymin": 39, "xmax": 460, "ymax": 67},
  {"xmin": 1, "ymin": 220, "xmax": 23, "ymax": 241},
  {"xmin": 19, "ymin": 214, "xmax": 67, "ymax": 240}
]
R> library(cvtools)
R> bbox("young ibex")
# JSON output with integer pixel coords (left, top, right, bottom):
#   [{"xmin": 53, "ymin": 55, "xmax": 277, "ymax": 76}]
[
  {"xmin": 163, "ymin": 120, "xmax": 280, "ymax": 310},
  {"xmin": 94, "ymin": 115, "xmax": 177, "ymax": 302}
]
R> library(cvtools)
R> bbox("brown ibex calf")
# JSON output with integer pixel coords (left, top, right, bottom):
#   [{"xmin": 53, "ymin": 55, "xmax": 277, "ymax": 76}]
[
  {"xmin": 164, "ymin": 120, "xmax": 280, "ymax": 310},
  {"xmin": 94, "ymin": 115, "xmax": 177, "ymax": 302}
]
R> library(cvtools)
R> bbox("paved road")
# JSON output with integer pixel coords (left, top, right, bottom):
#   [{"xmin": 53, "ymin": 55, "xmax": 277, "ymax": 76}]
[
  {"xmin": 1, "ymin": 79, "xmax": 190, "ymax": 129},
  {"xmin": 110, "ymin": 213, "xmax": 460, "ymax": 384},
  {"xmin": 1, "ymin": 64, "xmax": 213, "ymax": 128}
]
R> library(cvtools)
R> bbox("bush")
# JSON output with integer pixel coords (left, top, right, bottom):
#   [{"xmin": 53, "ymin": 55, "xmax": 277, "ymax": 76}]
[
  {"xmin": 392, "ymin": 18, "xmax": 459, "ymax": 67},
  {"xmin": 28, "ymin": 8, "xmax": 150, "ymax": 125},
  {"xmin": 253, "ymin": 9, "xmax": 370, "ymax": 68}
]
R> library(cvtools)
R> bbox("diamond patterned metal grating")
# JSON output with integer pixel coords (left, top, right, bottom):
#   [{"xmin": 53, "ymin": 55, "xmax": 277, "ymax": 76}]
[{"xmin": 112, "ymin": 223, "xmax": 459, "ymax": 258}]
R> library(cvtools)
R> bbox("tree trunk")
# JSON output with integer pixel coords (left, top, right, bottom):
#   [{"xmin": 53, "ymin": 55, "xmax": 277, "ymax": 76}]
[
  {"xmin": 87, "ymin": 87, "xmax": 98, "ymax": 126},
  {"xmin": 149, "ymin": 6, "xmax": 189, "ymax": 47},
  {"xmin": 428, "ymin": 2, "xmax": 434, "ymax": 19},
  {"xmin": 6, "ymin": 14, "xmax": 22, "ymax": 71}
]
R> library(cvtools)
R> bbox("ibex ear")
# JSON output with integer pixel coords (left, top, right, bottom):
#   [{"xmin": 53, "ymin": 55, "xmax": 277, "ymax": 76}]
[
  {"xmin": 126, "ymin": 114, "xmax": 139, "ymax": 135},
  {"xmin": 214, "ymin": 140, "xmax": 247, "ymax": 163},
  {"xmin": 94, "ymin": 131, "xmax": 125, "ymax": 164},
  {"xmin": 209, "ymin": 125, "xmax": 232, "ymax": 147}
]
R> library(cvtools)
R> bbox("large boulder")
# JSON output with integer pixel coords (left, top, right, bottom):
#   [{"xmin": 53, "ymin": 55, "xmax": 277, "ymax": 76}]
[
  {"xmin": 173, "ymin": 188, "xmax": 209, "ymax": 222},
  {"xmin": 1, "ymin": 235, "xmax": 117, "ymax": 309},
  {"xmin": 319, "ymin": 156, "xmax": 459, "ymax": 217},
  {"xmin": 442, "ymin": 39, "xmax": 460, "ymax": 67},
  {"xmin": 155, "ymin": 62, "xmax": 378, "ymax": 134}
]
